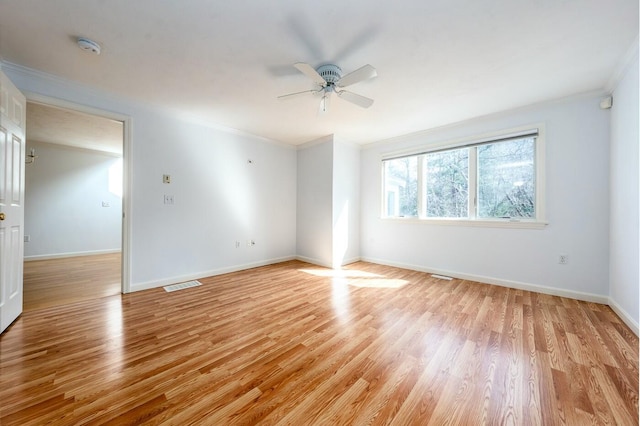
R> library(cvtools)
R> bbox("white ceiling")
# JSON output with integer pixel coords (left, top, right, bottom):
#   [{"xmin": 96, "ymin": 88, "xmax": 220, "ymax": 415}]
[
  {"xmin": 26, "ymin": 102, "xmax": 123, "ymax": 155},
  {"xmin": 1, "ymin": 1, "xmax": 637, "ymax": 146}
]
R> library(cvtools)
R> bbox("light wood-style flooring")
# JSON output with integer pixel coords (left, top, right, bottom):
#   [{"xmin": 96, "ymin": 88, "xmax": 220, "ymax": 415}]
[
  {"xmin": 1, "ymin": 260, "xmax": 637, "ymax": 425},
  {"xmin": 23, "ymin": 253, "xmax": 121, "ymax": 311}
]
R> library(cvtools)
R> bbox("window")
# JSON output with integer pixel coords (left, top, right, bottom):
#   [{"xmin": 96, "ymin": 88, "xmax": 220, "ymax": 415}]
[
  {"xmin": 477, "ymin": 138, "xmax": 535, "ymax": 218},
  {"xmin": 425, "ymin": 148, "xmax": 469, "ymax": 218},
  {"xmin": 382, "ymin": 128, "xmax": 545, "ymax": 226},
  {"xmin": 383, "ymin": 157, "xmax": 418, "ymax": 217}
]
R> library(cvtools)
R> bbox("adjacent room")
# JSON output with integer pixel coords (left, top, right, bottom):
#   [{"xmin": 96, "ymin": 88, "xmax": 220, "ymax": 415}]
[
  {"xmin": 0, "ymin": 1, "xmax": 638, "ymax": 424},
  {"xmin": 23, "ymin": 102, "xmax": 123, "ymax": 310}
]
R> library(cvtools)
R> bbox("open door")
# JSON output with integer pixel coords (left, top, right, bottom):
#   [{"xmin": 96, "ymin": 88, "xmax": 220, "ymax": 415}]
[{"xmin": 0, "ymin": 69, "xmax": 26, "ymax": 334}]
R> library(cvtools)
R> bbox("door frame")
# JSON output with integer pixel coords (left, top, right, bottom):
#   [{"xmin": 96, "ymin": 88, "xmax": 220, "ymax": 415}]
[{"xmin": 25, "ymin": 92, "xmax": 132, "ymax": 293}]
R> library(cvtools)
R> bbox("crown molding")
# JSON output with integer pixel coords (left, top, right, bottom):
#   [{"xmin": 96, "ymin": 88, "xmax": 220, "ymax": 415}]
[{"xmin": 605, "ymin": 35, "xmax": 639, "ymax": 93}]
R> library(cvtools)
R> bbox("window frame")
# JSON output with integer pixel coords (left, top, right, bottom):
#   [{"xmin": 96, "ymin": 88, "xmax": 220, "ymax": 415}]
[{"xmin": 380, "ymin": 124, "xmax": 547, "ymax": 229}]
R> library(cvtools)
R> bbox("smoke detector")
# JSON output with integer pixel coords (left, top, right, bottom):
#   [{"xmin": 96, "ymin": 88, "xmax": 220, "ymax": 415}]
[{"xmin": 77, "ymin": 37, "xmax": 101, "ymax": 55}]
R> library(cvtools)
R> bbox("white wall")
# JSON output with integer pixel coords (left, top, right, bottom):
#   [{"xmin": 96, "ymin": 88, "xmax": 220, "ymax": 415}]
[
  {"xmin": 361, "ymin": 94, "xmax": 611, "ymax": 300},
  {"xmin": 609, "ymin": 51, "xmax": 639, "ymax": 330},
  {"xmin": 131, "ymin": 118, "xmax": 297, "ymax": 289},
  {"xmin": 296, "ymin": 137, "xmax": 333, "ymax": 267},
  {"xmin": 296, "ymin": 136, "xmax": 361, "ymax": 269},
  {"xmin": 4, "ymin": 63, "xmax": 297, "ymax": 291},
  {"xmin": 333, "ymin": 138, "xmax": 360, "ymax": 267},
  {"xmin": 24, "ymin": 140, "xmax": 122, "ymax": 258}
]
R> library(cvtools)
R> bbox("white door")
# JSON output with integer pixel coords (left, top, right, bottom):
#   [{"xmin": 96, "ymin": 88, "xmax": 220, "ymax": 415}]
[{"xmin": 0, "ymin": 69, "xmax": 26, "ymax": 334}]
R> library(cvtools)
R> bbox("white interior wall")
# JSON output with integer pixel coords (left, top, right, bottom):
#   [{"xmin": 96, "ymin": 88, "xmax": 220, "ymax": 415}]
[
  {"xmin": 5, "ymin": 64, "xmax": 297, "ymax": 291},
  {"xmin": 609, "ymin": 51, "xmax": 639, "ymax": 329},
  {"xmin": 333, "ymin": 138, "xmax": 360, "ymax": 267},
  {"xmin": 24, "ymin": 140, "xmax": 122, "ymax": 259},
  {"xmin": 131, "ymin": 117, "xmax": 297, "ymax": 289},
  {"xmin": 296, "ymin": 137, "xmax": 334, "ymax": 267},
  {"xmin": 360, "ymin": 94, "xmax": 611, "ymax": 301},
  {"xmin": 296, "ymin": 136, "xmax": 361, "ymax": 269}
]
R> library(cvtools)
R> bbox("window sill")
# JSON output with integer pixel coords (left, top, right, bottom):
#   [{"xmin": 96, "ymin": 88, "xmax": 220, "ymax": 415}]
[{"xmin": 381, "ymin": 217, "xmax": 548, "ymax": 229}]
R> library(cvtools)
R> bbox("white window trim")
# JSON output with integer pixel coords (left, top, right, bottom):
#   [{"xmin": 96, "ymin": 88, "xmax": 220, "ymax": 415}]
[
  {"xmin": 381, "ymin": 216, "xmax": 548, "ymax": 229},
  {"xmin": 380, "ymin": 124, "xmax": 547, "ymax": 228}
]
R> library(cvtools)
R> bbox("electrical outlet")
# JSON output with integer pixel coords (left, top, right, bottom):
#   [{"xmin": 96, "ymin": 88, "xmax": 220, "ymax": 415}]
[
  {"xmin": 247, "ymin": 239, "xmax": 255, "ymax": 247},
  {"xmin": 24, "ymin": 235, "xmax": 30, "ymax": 242},
  {"xmin": 235, "ymin": 241, "xmax": 240, "ymax": 248},
  {"xmin": 559, "ymin": 254, "xmax": 568, "ymax": 265},
  {"xmin": 164, "ymin": 195, "xmax": 174, "ymax": 205},
  {"xmin": 163, "ymin": 174, "xmax": 171, "ymax": 184},
  {"xmin": 102, "ymin": 201, "xmax": 110, "ymax": 207}
]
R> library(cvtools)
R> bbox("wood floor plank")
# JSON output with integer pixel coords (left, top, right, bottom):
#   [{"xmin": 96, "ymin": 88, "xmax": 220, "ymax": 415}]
[
  {"xmin": 23, "ymin": 253, "xmax": 121, "ymax": 311},
  {"xmin": 1, "ymin": 260, "xmax": 637, "ymax": 425}
]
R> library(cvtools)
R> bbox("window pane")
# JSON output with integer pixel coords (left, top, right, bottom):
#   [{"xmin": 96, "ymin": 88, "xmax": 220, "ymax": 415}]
[
  {"xmin": 477, "ymin": 138, "xmax": 535, "ymax": 218},
  {"xmin": 383, "ymin": 157, "xmax": 418, "ymax": 217},
  {"xmin": 425, "ymin": 148, "xmax": 469, "ymax": 218}
]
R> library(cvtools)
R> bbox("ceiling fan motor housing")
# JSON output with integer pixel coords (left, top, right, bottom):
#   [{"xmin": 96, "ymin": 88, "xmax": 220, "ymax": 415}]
[{"xmin": 317, "ymin": 64, "xmax": 342, "ymax": 86}]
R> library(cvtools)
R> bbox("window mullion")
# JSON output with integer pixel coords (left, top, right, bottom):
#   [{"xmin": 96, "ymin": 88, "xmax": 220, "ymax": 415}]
[
  {"xmin": 417, "ymin": 155, "xmax": 426, "ymax": 218},
  {"xmin": 468, "ymin": 147, "xmax": 478, "ymax": 219}
]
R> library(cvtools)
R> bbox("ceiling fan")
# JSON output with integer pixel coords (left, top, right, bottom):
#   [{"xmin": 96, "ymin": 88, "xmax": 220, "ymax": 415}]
[{"xmin": 278, "ymin": 63, "xmax": 377, "ymax": 112}]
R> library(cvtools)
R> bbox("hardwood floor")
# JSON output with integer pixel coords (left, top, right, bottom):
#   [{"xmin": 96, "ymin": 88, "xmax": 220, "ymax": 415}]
[
  {"xmin": 1, "ymin": 260, "xmax": 637, "ymax": 425},
  {"xmin": 23, "ymin": 253, "xmax": 121, "ymax": 311}
]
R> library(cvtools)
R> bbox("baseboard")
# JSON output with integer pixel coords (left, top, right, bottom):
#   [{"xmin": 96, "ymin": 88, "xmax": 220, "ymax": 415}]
[
  {"xmin": 341, "ymin": 256, "xmax": 362, "ymax": 266},
  {"xmin": 608, "ymin": 297, "xmax": 639, "ymax": 336},
  {"xmin": 294, "ymin": 256, "xmax": 362, "ymax": 269},
  {"xmin": 295, "ymin": 255, "xmax": 333, "ymax": 269},
  {"xmin": 24, "ymin": 249, "xmax": 121, "ymax": 262},
  {"xmin": 130, "ymin": 256, "xmax": 296, "ymax": 293},
  {"xmin": 360, "ymin": 256, "xmax": 610, "ymax": 304}
]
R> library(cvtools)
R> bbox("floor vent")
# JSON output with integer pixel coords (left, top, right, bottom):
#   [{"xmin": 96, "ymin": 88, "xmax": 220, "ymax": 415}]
[
  {"xmin": 431, "ymin": 274, "xmax": 453, "ymax": 281},
  {"xmin": 163, "ymin": 280, "xmax": 201, "ymax": 292}
]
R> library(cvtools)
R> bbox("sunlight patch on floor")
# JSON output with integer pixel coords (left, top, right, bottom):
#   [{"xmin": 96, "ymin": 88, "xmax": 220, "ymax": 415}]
[
  {"xmin": 299, "ymin": 268, "xmax": 381, "ymax": 278},
  {"xmin": 348, "ymin": 278, "xmax": 409, "ymax": 289},
  {"xmin": 299, "ymin": 268, "xmax": 409, "ymax": 289}
]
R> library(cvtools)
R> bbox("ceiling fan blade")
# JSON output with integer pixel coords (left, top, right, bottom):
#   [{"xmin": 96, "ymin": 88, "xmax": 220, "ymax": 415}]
[
  {"xmin": 337, "ymin": 90, "xmax": 374, "ymax": 108},
  {"xmin": 294, "ymin": 62, "xmax": 326, "ymax": 85},
  {"xmin": 277, "ymin": 89, "xmax": 321, "ymax": 100},
  {"xmin": 336, "ymin": 64, "xmax": 377, "ymax": 88}
]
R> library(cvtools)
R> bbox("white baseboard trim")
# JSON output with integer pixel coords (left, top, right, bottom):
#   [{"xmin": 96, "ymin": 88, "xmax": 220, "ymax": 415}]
[
  {"xmin": 295, "ymin": 255, "xmax": 333, "ymax": 269},
  {"xmin": 130, "ymin": 256, "xmax": 297, "ymax": 293},
  {"xmin": 294, "ymin": 256, "xmax": 362, "ymax": 269},
  {"xmin": 25, "ymin": 249, "xmax": 121, "ymax": 262},
  {"xmin": 360, "ymin": 256, "xmax": 610, "ymax": 304},
  {"xmin": 608, "ymin": 297, "xmax": 639, "ymax": 336},
  {"xmin": 341, "ymin": 256, "xmax": 362, "ymax": 267}
]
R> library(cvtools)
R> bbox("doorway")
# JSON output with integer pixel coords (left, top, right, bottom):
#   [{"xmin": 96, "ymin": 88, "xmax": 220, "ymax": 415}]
[{"xmin": 22, "ymin": 100, "xmax": 128, "ymax": 310}]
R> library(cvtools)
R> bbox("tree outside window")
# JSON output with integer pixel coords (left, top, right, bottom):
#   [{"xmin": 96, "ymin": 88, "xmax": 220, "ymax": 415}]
[
  {"xmin": 477, "ymin": 138, "xmax": 535, "ymax": 218},
  {"xmin": 382, "ymin": 133, "xmax": 539, "ymax": 222}
]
